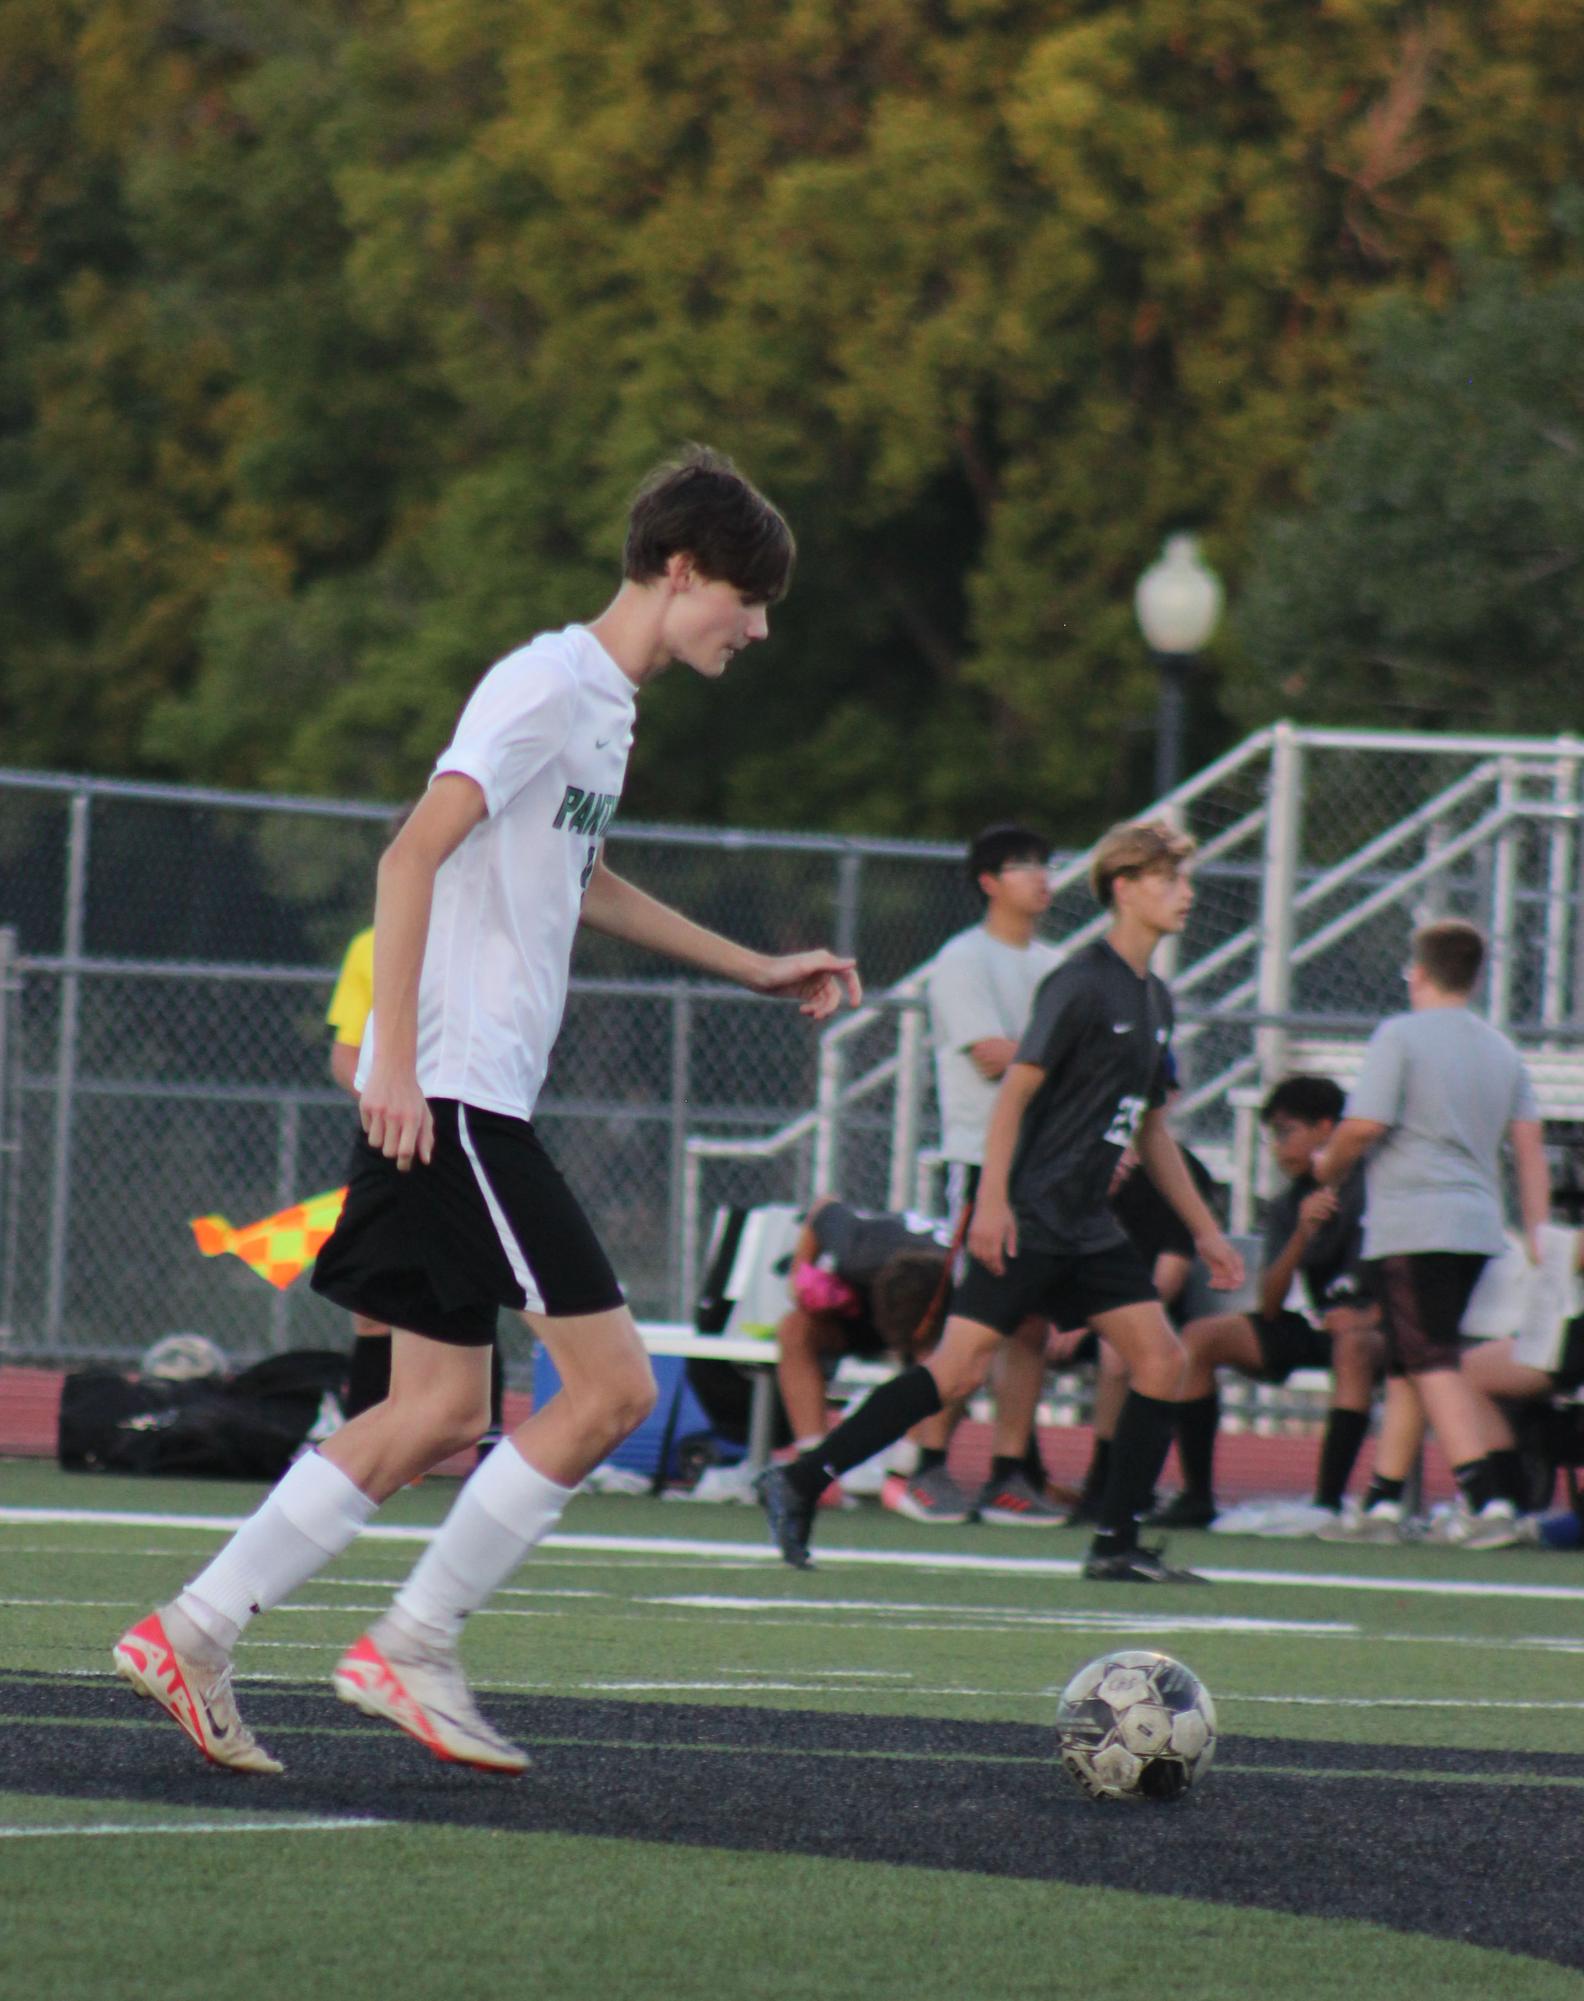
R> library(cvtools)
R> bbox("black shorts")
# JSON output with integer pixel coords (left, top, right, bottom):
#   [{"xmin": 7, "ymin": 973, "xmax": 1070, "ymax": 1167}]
[
  {"xmin": 1365, "ymin": 1252, "xmax": 1488, "ymax": 1379},
  {"xmin": 312, "ymin": 1100, "xmax": 624, "ymax": 1346},
  {"xmin": 1550, "ymin": 1315, "xmax": 1584, "ymax": 1393},
  {"xmin": 950, "ymin": 1237, "xmax": 1157, "ymax": 1339},
  {"xmin": 1253, "ymin": 1309, "xmax": 1333, "ymax": 1384}
]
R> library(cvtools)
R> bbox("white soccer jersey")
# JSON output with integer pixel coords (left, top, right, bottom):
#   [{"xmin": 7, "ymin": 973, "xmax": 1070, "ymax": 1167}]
[{"xmin": 357, "ymin": 624, "xmax": 637, "ymax": 1120}]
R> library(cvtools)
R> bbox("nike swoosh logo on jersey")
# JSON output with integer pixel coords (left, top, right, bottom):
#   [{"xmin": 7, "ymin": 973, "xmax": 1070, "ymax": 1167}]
[
  {"xmin": 1112, "ymin": 1023, "xmax": 1133, "ymax": 1034},
  {"xmin": 595, "ymin": 736, "xmax": 617, "ymax": 749}
]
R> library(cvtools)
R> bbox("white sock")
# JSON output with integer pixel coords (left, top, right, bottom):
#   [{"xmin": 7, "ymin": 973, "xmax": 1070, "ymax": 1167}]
[
  {"xmin": 393, "ymin": 1440, "xmax": 573, "ymax": 1642},
  {"xmin": 795, "ymin": 1436, "xmax": 826, "ymax": 1455},
  {"xmin": 178, "ymin": 1450, "xmax": 376, "ymax": 1648}
]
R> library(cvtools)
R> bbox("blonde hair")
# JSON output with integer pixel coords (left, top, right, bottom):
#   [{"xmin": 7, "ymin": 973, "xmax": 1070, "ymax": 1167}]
[{"xmin": 1090, "ymin": 819, "xmax": 1198, "ymax": 909}]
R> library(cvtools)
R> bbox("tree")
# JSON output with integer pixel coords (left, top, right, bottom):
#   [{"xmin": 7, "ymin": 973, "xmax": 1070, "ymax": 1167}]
[
  {"xmin": 6, "ymin": 3, "xmax": 1584, "ymax": 834},
  {"xmin": 1235, "ymin": 235, "xmax": 1584, "ymax": 735}
]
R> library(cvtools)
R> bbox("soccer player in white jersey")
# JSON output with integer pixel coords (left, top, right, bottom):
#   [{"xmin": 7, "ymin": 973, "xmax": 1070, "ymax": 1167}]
[{"xmin": 113, "ymin": 447, "xmax": 861, "ymax": 1775}]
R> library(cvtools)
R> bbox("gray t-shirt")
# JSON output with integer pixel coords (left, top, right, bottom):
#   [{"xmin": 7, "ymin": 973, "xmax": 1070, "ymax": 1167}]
[
  {"xmin": 926, "ymin": 925, "xmax": 1061, "ymax": 1166},
  {"xmin": 1346, "ymin": 1007, "xmax": 1540, "ymax": 1258}
]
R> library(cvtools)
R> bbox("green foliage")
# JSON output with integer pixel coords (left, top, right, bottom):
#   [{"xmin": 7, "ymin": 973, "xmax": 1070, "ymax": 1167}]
[
  {"xmin": 1237, "ymin": 243, "xmax": 1584, "ymax": 733},
  {"xmin": 4, "ymin": 3, "xmax": 1584, "ymax": 832}
]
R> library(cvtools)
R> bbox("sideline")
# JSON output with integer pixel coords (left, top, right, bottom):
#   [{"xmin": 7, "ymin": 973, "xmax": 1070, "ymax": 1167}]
[{"xmin": 6, "ymin": 1503, "xmax": 1584, "ymax": 1605}]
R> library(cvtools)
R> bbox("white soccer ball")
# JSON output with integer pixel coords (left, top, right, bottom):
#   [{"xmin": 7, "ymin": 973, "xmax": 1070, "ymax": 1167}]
[{"xmin": 1055, "ymin": 1650, "xmax": 1217, "ymax": 1802}]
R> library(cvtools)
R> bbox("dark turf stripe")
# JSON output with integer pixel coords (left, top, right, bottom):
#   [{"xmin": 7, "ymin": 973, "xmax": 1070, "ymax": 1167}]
[{"xmin": 2, "ymin": 1674, "xmax": 1578, "ymax": 1973}]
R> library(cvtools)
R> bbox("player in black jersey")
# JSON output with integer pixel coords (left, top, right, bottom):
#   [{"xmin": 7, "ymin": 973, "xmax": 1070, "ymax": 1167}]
[{"xmin": 758, "ymin": 819, "xmax": 1244, "ymax": 1579}]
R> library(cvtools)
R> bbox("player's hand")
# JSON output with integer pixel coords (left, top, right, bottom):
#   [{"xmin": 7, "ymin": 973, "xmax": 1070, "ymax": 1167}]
[
  {"xmin": 1297, "ymin": 1187, "xmax": 1338, "ymax": 1233},
  {"xmin": 751, "ymin": 950, "xmax": 862, "ymax": 1019},
  {"xmin": 968, "ymin": 1197, "xmax": 1017, "ymax": 1276},
  {"xmin": 360, "ymin": 1068, "xmax": 434, "ymax": 1172},
  {"xmin": 1108, "ymin": 1148, "xmax": 1139, "ymax": 1198},
  {"xmin": 1196, "ymin": 1228, "xmax": 1245, "ymax": 1292},
  {"xmin": 1524, "ymin": 1225, "xmax": 1544, "ymax": 1267}
]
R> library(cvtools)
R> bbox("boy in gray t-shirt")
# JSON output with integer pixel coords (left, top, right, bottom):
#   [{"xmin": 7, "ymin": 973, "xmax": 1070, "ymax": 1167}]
[{"xmin": 1314, "ymin": 918, "xmax": 1549, "ymax": 1545}]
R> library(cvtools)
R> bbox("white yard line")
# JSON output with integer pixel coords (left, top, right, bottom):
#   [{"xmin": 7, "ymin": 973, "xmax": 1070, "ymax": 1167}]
[
  {"xmin": 6, "ymin": 1504, "xmax": 1584, "ymax": 1605},
  {"xmin": 0, "ymin": 1818, "xmax": 390, "ymax": 1840}
]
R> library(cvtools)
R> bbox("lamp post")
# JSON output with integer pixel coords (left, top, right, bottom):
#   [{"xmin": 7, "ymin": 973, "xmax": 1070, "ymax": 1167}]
[{"xmin": 1134, "ymin": 533, "xmax": 1224, "ymax": 799}]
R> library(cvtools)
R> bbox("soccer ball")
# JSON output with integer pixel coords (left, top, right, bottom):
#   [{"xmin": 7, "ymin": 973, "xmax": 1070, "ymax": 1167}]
[{"xmin": 1055, "ymin": 1650, "xmax": 1217, "ymax": 1802}]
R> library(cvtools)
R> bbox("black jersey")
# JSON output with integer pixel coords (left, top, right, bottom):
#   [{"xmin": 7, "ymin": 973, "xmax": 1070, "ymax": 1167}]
[
  {"xmin": 1009, "ymin": 939, "xmax": 1174, "ymax": 1254},
  {"xmin": 1260, "ymin": 1165, "xmax": 1367, "ymax": 1310},
  {"xmin": 810, "ymin": 1201, "xmax": 952, "ymax": 1298},
  {"xmin": 1112, "ymin": 1145, "xmax": 1222, "ymax": 1267}
]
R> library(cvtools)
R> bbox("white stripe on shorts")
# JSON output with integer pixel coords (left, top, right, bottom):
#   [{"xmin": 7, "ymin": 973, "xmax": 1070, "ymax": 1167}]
[{"xmin": 456, "ymin": 1106, "xmax": 546, "ymax": 1314}]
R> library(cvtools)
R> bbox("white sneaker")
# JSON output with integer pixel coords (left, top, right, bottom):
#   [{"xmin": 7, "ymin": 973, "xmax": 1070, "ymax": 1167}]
[
  {"xmin": 1459, "ymin": 1499, "xmax": 1522, "ymax": 1550},
  {"xmin": 113, "ymin": 1606, "xmax": 283, "ymax": 1775},
  {"xmin": 1317, "ymin": 1500, "xmax": 1403, "ymax": 1543},
  {"xmin": 333, "ymin": 1614, "xmax": 529, "ymax": 1773}
]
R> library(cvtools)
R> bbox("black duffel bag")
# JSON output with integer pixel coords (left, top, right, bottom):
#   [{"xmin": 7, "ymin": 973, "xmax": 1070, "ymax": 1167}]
[{"xmin": 57, "ymin": 1350, "xmax": 349, "ymax": 1481}]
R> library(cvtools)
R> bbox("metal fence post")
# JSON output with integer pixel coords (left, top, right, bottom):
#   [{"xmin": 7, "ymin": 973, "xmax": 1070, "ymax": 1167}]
[
  {"xmin": 1254, "ymin": 723, "xmax": 1301, "ymax": 1099},
  {"xmin": 1542, "ymin": 742, "xmax": 1580, "ymax": 1036},
  {"xmin": 887, "ymin": 999, "xmax": 925, "ymax": 1212},
  {"xmin": 1487, "ymin": 757, "xmax": 1520, "ymax": 1028},
  {"xmin": 668, "ymin": 986, "xmax": 693, "ymax": 1320},
  {"xmin": 833, "ymin": 849, "xmax": 863, "ymax": 966},
  {"xmin": 0, "ymin": 927, "xmax": 18, "ymax": 1347},
  {"xmin": 44, "ymin": 791, "xmax": 91, "ymax": 1348},
  {"xmin": 269, "ymin": 1096, "xmax": 301, "ymax": 1352}
]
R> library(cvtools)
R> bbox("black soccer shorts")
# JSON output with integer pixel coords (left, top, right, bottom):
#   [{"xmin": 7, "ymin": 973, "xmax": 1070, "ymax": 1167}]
[
  {"xmin": 949, "ymin": 1236, "xmax": 1157, "ymax": 1338},
  {"xmin": 312, "ymin": 1099, "xmax": 624, "ymax": 1346}
]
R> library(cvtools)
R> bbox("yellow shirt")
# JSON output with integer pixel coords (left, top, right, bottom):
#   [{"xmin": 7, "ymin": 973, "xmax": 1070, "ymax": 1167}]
[{"xmin": 326, "ymin": 927, "xmax": 375, "ymax": 1047}]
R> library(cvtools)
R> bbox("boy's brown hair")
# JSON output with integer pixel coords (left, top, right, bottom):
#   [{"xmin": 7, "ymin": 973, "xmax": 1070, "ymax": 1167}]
[
  {"xmin": 871, "ymin": 1249, "xmax": 950, "ymax": 1361},
  {"xmin": 1412, "ymin": 917, "xmax": 1485, "ymax": 996},
  {"xmin": 624, "ymin": 444, "xmax": 796, "ymax": 604},
  {"xmin": 1089, "ymin": 818, "xmax": 1198, "ymax": 909}
]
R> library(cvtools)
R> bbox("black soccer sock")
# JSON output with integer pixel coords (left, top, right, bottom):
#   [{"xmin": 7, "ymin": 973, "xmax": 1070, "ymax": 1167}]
[
  {"xmin": 1486, "ymin": 1447, "xmax": 1525, "ymax": 1508},
  {"xmin": 785, "ymin": 1366, "xmax": 943, "ymax": 1503},
  {"xmin": 1453, "ymin": 1456, "xmax": 1498, "ymax": 1514},
  {"xmin": 1361, "ymin": 1473, "xmax": 1405, "ymax": 1511},
  {"xmin": 1081, "ymin": 1437, "xmax": 1111, "ymax": 1508},
  {"xmin": 343, "ymin": 1333, "xmax": 392, "ymax": 1420},
  {"xmin": 991, "ymin": 1455, "xmax": 1026, "ymax": 1486},
  {"xmin": 1314, "ymin": 1407, "xmax": 1371, "ymax": 1512},
  {"xmin": 1093, "ymin": 1391, "xmax": 1178, "ymax": 1551},
  {"xmin": 1174, "ymin": 1392, "xmax": 1220, "ymax": 1503},
  {"xmin": 916, "ymin": 1447, "xmax": 949, "ymax": 1476},
  {"xmin": 1021, "ymin": 1435, "xmax": 1048, "ymax": 1489}
]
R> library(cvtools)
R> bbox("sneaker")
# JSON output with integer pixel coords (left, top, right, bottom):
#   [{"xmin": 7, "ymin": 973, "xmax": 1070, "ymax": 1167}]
[
  {"xmin": 332, "ymin": 1615, "xmax": 529, "ymax": 1773},
  {"xmin": 112, "ymin": 1606, "xmax": 283, "ymax": 1775},
  {"xmin": 1144, "ymin": 1491, "xmax": 1217, "ymax": 1530},
  {"xmin": 976, "ymin": 1469, "xmax": 1070, "ymax": 1527},
  {"xmin": 881, "ymin": 1465, "xmax": 974, "ymax": 1525},
  {"xmin": 1317, "ymin": 1499, "xmax": 1403, "ymax": 1543},
  {"xmin": 1082, "ymin": 1540, "xmax": 1208, "ymax": 1585},
  {"xmin": 1435, "ymin": 1498, "xmax": 1523, "ymax": 1550},
  {"xmin": 754, "ymin": 1463, "xmax": 817, "ymax": 1569}
]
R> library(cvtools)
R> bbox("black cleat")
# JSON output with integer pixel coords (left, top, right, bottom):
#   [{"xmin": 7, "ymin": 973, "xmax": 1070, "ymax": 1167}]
[
  {"xmin": 1145, "ymin": 1491, "xmax": 1217, "ymax": 1530},
  {"xmin": 755, "ymin": 1464, "xmax": 817, "ymax": 1570},
  {"xmin": 1082, "ymin": 1539, "xmax": 1208, "ymax": 1585}
]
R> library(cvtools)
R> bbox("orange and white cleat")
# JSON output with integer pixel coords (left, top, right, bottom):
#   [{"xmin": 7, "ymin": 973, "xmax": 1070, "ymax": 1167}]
[
  {"xmin": 332, "ymin": 1616, "xmax": 528, "ymax": 1774},
  {"xmin": 112, "ymin": 1607, "xmax": 283, "ymax": 1775}
]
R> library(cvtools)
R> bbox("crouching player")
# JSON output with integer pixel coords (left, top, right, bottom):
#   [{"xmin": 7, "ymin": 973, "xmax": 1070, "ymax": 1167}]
[
  {"xmin": 1152, "ymin": 1074, "xmax": 1381, "ymax": 1532},
  {"xmin": 758, "ymin": 819, "xmax": 1244, "ymax": 1581}
]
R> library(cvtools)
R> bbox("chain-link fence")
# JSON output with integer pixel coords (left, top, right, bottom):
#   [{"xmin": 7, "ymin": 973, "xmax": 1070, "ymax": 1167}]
[
  {"xmin": 6, "ymin": 728, "xmax": 1584, "ymax": 1369},
  {"xmin": 0, "ymin": 771, "xmax": 974, "ymax": 1366}
]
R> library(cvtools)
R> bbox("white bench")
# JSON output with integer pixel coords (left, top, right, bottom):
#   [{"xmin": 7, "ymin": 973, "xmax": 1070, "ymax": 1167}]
[{"xmin": 638, "ymin": 1322, "xmax": 782, "ymax": 1469}]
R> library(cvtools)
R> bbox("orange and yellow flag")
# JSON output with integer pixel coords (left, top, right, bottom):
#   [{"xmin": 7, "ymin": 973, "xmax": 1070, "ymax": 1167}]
[{"xmin": 191, "ymin": 1188, "xmax": 348, "ymax": 1290}]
